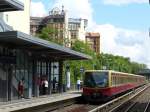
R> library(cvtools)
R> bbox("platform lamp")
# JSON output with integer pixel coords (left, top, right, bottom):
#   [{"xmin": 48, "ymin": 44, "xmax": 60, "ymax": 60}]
[
  {"xmin": 66, "ymin": 63, "xmax": 70, "ymax": 71},
  {"xmin": 53, "ymin": 63, "xmax": 57, "ymax": 76},
  {"xmin": 73, "ymin": 67, "xmax": 77, "ymax": 89},
  {"xmin": 53, "ymin": 63, "xmax": 57, "ymax": 83}
]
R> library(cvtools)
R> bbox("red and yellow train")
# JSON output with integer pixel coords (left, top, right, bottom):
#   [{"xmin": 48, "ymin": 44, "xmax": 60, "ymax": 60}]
[{"xmin": 82, "ymin": 70, "xmax": 146, "ymax": 102}]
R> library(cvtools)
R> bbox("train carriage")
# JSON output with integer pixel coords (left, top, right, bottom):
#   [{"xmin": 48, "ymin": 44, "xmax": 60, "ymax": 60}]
[{"xmin": 82, "ymin": 70, "xmax": 146, "ymax": 102}]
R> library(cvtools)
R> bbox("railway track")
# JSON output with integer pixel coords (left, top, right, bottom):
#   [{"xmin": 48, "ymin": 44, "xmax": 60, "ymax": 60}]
[
  {"xmin": 50, "ymin": 84, "xmax": 149, "ymax": 112},
  {"xmin": 110, "ymin": 84, "xmax": 150, "ymax": 112},
  {"xmin": 87, "ymin": 84, "xmax": 148, "ymax": 112},
  {"xmin": 51, "ymin": 104, "xmax": 97, "ymax": 112}
]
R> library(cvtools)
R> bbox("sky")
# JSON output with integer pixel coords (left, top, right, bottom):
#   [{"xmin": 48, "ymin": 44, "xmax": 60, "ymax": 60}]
[{"xmin": 31, "ymin": 0, "xmax": 150, "ymax": 68}]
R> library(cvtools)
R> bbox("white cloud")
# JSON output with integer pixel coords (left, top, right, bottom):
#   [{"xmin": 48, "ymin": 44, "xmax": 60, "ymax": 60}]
[
  {"xmin": 30, "ymin": 1, "xmax": 47, "ymax": 17},
  {"xmin": 103, "ymin": 0, "xmax": 148, "ymax": 6},
  {"xmin": 93, "ymin": 24, "xmax": 150, "ymax": 67},
  {"xmin": 52, "ymin": 0, "xmax": 92, "ymax": 18}
]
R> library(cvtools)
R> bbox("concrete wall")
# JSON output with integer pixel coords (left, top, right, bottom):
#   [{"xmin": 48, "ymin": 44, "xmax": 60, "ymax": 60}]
[{"xmin": 3, "ymin": 0, "xmax": 30, "ymax": 34}]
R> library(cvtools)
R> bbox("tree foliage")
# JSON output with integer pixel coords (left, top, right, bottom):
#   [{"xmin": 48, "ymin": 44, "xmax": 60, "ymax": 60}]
[{"xmin": 38, "ymin": 26, "xmax": 63, "ymax": 45}]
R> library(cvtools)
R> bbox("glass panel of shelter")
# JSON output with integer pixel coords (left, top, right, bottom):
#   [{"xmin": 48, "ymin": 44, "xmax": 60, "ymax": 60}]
[
  {"xmin": 51, "ymin": 62, "xmax": 59, "ymax": 93},
  {"xmin": 0, "ymin": 46, "xmax": 18, "ymax": 102},
  {"xmin": 0, "ymin": 62, "xmax": 7, "ymax": 102},
  {"xmin": 10, "ymin": 50, "xmax": 31, "ymax": 100},
  {"xmin": 34, "ymin": 60, "xmax": 59, "ymax": 96},
  {"xmin": 37, "ymin": 61, "xmax": 49, "ymax": 95}
]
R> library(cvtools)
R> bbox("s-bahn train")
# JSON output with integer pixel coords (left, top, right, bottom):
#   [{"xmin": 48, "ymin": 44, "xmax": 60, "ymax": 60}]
[{"xmin": 82, "ymin": 70, "xmax": 146, "ymax": 102}]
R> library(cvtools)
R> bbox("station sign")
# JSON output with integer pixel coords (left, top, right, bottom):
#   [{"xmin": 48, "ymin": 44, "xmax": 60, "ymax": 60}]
[{"xmin": 80, "ymin": 67, "xmax": 85, "ymax": 73}]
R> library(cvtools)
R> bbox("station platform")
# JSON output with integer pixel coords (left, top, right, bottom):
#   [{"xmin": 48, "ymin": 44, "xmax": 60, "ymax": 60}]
[{"xmin": 0, "ymin": 90, "xmax": 82, "ymax": 112}]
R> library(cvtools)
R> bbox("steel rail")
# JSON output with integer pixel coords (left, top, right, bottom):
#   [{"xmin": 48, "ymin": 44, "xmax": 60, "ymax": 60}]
[
  {"xmin": 109, "ymin": 84, "xmax": 150, "ymax": 112},
  {"xmin": 123, "ymin": 91, "xmax": 150, "ymax": 112},
  {"xmin": 123, "ymin": 102, "xmax": 137, "ymax": 112},
  {"xmin": 144, "ymin": 99, "xmax": 150, "ymax": 112},
  {"xmin": 89, "ymin": 84, "xmax": 148, "ymax": 112},
  {"xmin": 109, "ymin": 86, "xmax": 146, "ymax": 112},
  {"xmin": 123, "ymin": 90, "xmax": 147, "ymax": 112}
]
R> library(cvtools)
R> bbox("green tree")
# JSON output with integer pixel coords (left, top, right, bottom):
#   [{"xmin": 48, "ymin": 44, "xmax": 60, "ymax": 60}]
[{"xmin": 38, "ymin": 26, "xmax": 63, "ymax": 45}]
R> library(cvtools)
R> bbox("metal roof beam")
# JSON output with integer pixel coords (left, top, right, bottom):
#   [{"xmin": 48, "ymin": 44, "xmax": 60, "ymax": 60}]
[{"xmin": 0, "ymin": 0, "xmax": 24, "ymax": 12}]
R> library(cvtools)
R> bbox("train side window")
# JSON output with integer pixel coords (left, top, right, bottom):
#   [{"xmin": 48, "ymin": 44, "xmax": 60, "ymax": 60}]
[
  {"xmin": 118, "ymin": 74, "xmax": 120, "ymax": 85},
  {"xmin": 113, "ymin": 76, "xmax": 115, "ymax": 86},
  {"xmin": 129, "ymin": 77, "xmax": 131, "ymax": 83},
  {"xmin": 112, "ymin": 73, "xmax": 115, "ymax": 86},
  {"xmin": 124, "ymin": 76, "xmax": 126, "ymax": 84},
  {"xmin": 120, "ymin": 76, "xmax": 122, "ymax": 85},
  {"xmin": 115, "ymin": 75, "xmax": 117, "ymax": 86},
  {"xmin": 123, "ymin": 76, "xmax": 125, "ymax": 84},
  {"xmin": 114, "ymin": 75, "xmax": 116, "ymax": 86},
  {"xmin": 114, "ymin": 74, "xmax": 117, "ymax": 85},
  {"xmin": 116, "ymin": 74, "xmax": 118, "ymax": 85},
  {"xmin": 118, "ymin": 75, "xmax": 120, "ymax": 85},
  {"xmin": 120, "ymin": 76, "xmax": 122, "ymax": 84},
  {"xmin": 111, "ymin": 75, "xmax": 113, "ymax": 86},
  {"xmin": 121, "ymin": 76, "xmax": 122, "ymax": 85},
  {"xmin": 115, "ymin": 74, "xmax": 117, "ymax": 86},
  {"xmin": 124, "ymin": 76, "xmax": 125, "ymax": 84},
  {"xmin": 128, "ymin": 77, "xmax": 129, "ymax": 83},
  {"xmin": 113, "ymin": 75, "xmax": 115, "ymax": 86}
]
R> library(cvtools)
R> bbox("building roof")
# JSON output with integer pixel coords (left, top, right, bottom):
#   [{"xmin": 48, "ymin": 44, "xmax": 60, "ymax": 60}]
[
  {"xmin": 0, "ymin": 31, "xmax": 92, "ymax": 60},
  {"xmin": 86, "ymin": 32, "xmax": 100, "ymax": 37},
  {"xmin": 138, "ymin": 69, "xmax": 150, "ymax": 75},
  {"xmin": 30, "ymin": 17, "xmax": 44, "ymax": 26},
  {"xmin": 0, "ymin": 0, "xmax": 24, "ymax": 12}
]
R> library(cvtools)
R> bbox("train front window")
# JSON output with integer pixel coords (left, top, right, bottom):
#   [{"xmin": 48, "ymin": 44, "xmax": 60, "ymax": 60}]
[
  {"xmin": 84, "ymin": 72, "xmax": 108, "ymax": 87},
  {"xmin": 84, "ymin": 74, "xmax": 95, "ymax": 87}
]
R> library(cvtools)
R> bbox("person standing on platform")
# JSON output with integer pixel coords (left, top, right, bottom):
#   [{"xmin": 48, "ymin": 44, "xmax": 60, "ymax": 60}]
[
  {"xmin": 41, "ymin": 78, "xmax": 44, "ymax": 95},
  {"xmin": 77, "ymin": 78, "xmax": 81, "ymax": 91},
  {"xmin": 43, "ymin": 78, "xmax": 48, "ymax": 95},
  {"xmin": 18, "ymin": 79, "xmax": 24, "ymax": 98},
  {"xmin": 53, "ymin": 77, "xmax": 57, "ymax": 92}
]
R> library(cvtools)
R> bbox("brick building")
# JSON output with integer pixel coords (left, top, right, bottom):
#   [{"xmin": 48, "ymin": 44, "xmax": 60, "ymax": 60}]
[{"xmin": 85, "ymin": 32, "xmax": 100, "ymax": 54}]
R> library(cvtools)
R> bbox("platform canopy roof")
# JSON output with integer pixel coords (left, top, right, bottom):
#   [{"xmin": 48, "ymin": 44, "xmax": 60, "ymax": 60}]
[
  {"xmin": 0, "ymin": 0, "xmax": 23, "ymax": 12},
  {"xmin": 0, "ymin": 31, "xmax": 92, "ymax": 60}
]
